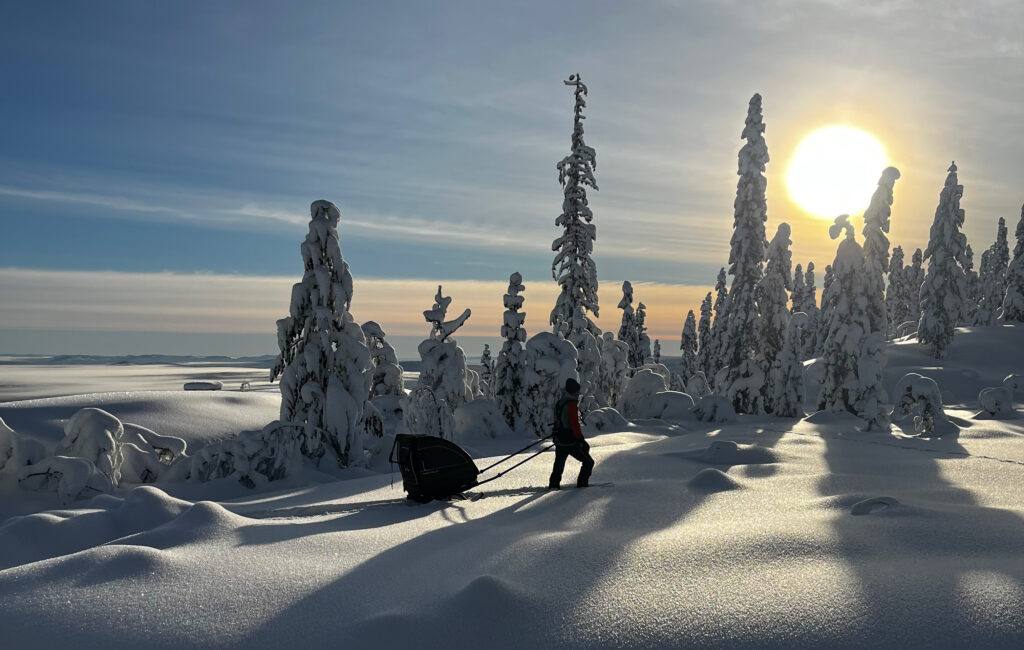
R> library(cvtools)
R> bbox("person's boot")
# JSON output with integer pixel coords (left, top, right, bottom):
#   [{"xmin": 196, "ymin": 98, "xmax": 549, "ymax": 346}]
[{"xmin": 548, "ymin": 479, "xmax": 561, "ymax": 490}]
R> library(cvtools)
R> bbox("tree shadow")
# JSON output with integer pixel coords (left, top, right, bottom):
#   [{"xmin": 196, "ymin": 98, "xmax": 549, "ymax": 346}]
[{"xmin": 818, "ymin": 426, "xmax": 1024, "ymax": 645}]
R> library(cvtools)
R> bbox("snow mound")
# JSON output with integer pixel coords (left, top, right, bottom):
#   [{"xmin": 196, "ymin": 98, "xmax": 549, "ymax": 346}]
[
  {"xmin": 117, "ymin": 500, "xmax": 247, "ymax": 550},
  {"xmin": 676, "ymin": 440, "xmax": 780, "ymax": 466},
  {"xmin": 850, "ymin": 496, "xmax": 901, "ymax": 516},
  {"xmin": 691, "ymin": 394, "xmax": 736, "ymax": 422},
  {"xmin": 586, "ymin": 407, "xmax": 630, "ymax": 433},
  {"xmin": 687, "ymin": 468, "xmax": 742, "ymax": 492},
  {"xmin": 454, "ymin": 399, "xmax": 512, "ymax": 441},
  {"xmin": 0, "ymin": 486, "xmax": 190, "ymax": 570}
]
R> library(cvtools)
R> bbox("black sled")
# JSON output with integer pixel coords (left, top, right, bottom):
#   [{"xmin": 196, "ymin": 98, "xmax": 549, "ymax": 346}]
[{"xmin": 389, "ymin": 433, "xmax": 554, "ymax": 502}]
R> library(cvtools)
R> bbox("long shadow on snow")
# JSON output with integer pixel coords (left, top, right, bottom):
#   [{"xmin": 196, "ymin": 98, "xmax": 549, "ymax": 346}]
[
  {"xmin": 243, "ymin": 417, "xmax": 789, "ymax": 648},
  {"xmin": 818, "ymin": 423, "xmax": 1024, "ymax": 647}
]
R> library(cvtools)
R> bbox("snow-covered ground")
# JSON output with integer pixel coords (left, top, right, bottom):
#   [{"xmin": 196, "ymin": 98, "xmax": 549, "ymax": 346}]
[{"xmin": 3, "ymin": 327, "xmax": 1024, "ymax": 648}]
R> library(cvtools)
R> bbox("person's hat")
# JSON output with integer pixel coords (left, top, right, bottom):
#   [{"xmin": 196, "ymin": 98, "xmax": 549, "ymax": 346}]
[{"xmin": 565, "ymin": 378, "xmax": 581, "ymax": 395}]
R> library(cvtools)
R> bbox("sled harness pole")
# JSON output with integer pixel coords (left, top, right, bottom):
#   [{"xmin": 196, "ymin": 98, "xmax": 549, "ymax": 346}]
[
  {"xmin": 476, "ymin": 435, "xmax": 553, "ymax": 475},
  {"xmin": 472, "ymin": 437, "xmax": 554, "ymax": 489}
]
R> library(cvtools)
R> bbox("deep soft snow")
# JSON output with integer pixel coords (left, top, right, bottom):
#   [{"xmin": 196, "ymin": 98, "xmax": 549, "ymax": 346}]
[{"xmin": 3, "ymin": 326, "xmax": 1024, "ymax": 648}]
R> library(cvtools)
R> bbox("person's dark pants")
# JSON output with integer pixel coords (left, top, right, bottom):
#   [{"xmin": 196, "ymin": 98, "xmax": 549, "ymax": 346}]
[{"xmin": 549, "ymin": 441, "xmax": 594, "ymax": 488}]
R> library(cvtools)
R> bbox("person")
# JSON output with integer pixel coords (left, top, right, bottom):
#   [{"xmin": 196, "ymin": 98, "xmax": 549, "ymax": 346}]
[{"xmin": 549, "ymin": 378, "xmax": 595, "ymax": 489}]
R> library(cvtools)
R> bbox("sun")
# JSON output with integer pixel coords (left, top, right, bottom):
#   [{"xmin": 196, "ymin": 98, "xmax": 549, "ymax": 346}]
[{"xmin": 786, "ymin": 125, "xmax": 889, "ymax": 219}]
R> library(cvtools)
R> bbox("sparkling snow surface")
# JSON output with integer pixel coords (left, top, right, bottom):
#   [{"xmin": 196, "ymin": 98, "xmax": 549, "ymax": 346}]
[{"xmin": 3, "ymin": 327, "xmax": 1024, "ymax": 648}]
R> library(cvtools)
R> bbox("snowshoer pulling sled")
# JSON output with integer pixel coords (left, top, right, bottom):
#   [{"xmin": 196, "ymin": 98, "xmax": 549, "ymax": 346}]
[{"xmin": 549, "ymin": 378, "xmax": 595, "ymax": 489}]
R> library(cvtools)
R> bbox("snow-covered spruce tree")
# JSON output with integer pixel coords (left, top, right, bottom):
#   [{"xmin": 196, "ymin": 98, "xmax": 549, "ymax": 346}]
[
  {"xmin": 755, "ymin": 222, "xmax": 793, "ymax": 410},
  {"xmin": 597, "ymin": 332, "xmax": 630, "ymax": 409},
  {"xmin": 361, "ymin": 321, "xmax": 405, "ymax": 399},
  {"xmin": 817, "ymin": 215, "xmax": 889, "ymax": 430},
  {"xmin": 767, "ymin": 312, "xmax": 808, "ymax": 417},
  {"xmin": 801, "ymin": 262, "xmax": 819, "ymax": 358},
  {"xmin": 962, "ymin": 244, "xmax": 980, "ymax": 325},
  {"xmin": 523, "ymin": 333, "xmax": 579, "ymax": 438},
  {"xmin": 718, "ymin": 93, "xmax": 770, "ymax": 413},
  {"xmin": 271, "ymin": 200, "xmax": 372, "ymax": 467},
  {"xmin": 696, "ymin": 292, "xmax": 714, "ymax": 379},
  {"xmin": 918, "ymin": 162, "xmax": 969, "ymax": 358},
  {"xmin": 417, "ymin": 285, "xmax": 473, "ymax": 416},
  {"xmin": 862, "ymin": 167, "xmax": 901, "ymax": 337},
  {"xmin": 1004, "ymin": 205, "xmax": 1024, "ymax": 322},
  {"xmin": 495, "ymin": 272, "xmax": 527, "ymax": 430},
  {"xmin": 906, "ymin": 247, "xmax": 925, "ymax": 325},
  {"xmin": 479, "ymin": 344, "xmax": 496, "ymax": 399},
  {"xmin": 549, "ymin": 74, "xmax": 602, "ymax": 411},
  {"xmin": 815, "ymin": 263, "xmax": 835, "ymax": 356},
  {"xmin": 885, "ymin": 246, "xmax": 911, "ymax": 338},
  {"xmin": 617, "ymin": 281, "xmax": 646, "ymax": 369},
  {"xmin": 653, "ymin": 339, "xmax": 662, "ymax": 365},
  {"xmin": 976, "ymin": 217, "xmax": 1009, "ymax": 325},
  {"xmin": 677, "ymin": 309, "xmax": 698, "ymax": 390},
  {"xmin": 636, "ymin": 302, "xmax": 652, "ymax": 363},
  {"xmin": 791, "ymin": 263, "xmax": 805, "ymax": 313},
  {"xmin": 707, "ymin": 267, "xmax": 730, "ymax": 379}
]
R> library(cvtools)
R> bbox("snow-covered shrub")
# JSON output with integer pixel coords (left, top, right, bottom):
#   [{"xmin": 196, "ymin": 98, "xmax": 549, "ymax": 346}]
[
  {"xmin": 586, "ymin": 407, "xmax": 630, "ymax": 433},
  {"xmin": 120, "ymin": 443, "xmax": 165, "ymax": 484},
  {"xmin": 171, "ymin": 421, "xmax": 309, "ymax": 487},
  {"xmin": 496, "ymin": 272, "xmax": 528, "ymax": 430},
  {"xmin": 522, "ymin": 332, "xmax": 579, "ymax": 437},
  {"xmin": 370, "ymin": 394, "xmax": 405, "ymax": 437},
  {"xmin": 478, "ymin": 344, "xmax": 496, "ymax": 399},
  {"xmin": 417, "ymin": 285, "xmax": 473, "ymax": 413},
  {"xmin": 454, "ymin": 399, "xmax": 512, "ymax": 441},
  {"xmin": 862, "ymin": 167, "xmax": 901, "ymax": 337},
  {"xmin": 978, "ymin": 374, "xmax": 1023, "ymax": 418},
  {"xmin": 692, "ymin": 394, "xmax": 737, "ymax": 423},
  {"xmin": 17, "ymin": 456, "xmax": 114, "ymax": 502},
  {"xmin": 685, "ymin": 371, "xmax": 711, "ymax": 400},
  {"xmin": 718, "ymin": 94, "xmax": 770, "ymax": 414},
  {"xmin": 918, "ymin": 163, "xmax": 969, "ymax": 358},
  {"xmin": 650, "ymin": 391, "xmax": 696, "ymax": 420},
  {"xmin": 362, "ymin": 321, "xmax": 405, "ymax": 398},
  {"xmin": 766, "ymin": 312, "xmax": 807, "ymax": 417},
  {"xmin": 618, "ymin": 367, "xmax": 668, "ymax": 418},
  {"xmin": 59, "ymin": 408, "xmax": 124, "ymax": 485},
  {"xmin": 718, "ymin": 359, "xmax": 765, "ymax": 416},
  {"xmin": 0, "ymin": 417, "xmax": 47, "ymax": 477},
  {"xmin": 1003, "ymin": 206, "xmax": 1024, "ymax": 322},
  {"xmin": 122, "ymin": 423, "xmax": 186, "ymax": 465},
  {"xmin": 596, "ymin": 332, "xmax": 629, "ymax": 409},
  {"xmin": 892, "ymin": 373, "xmax": 948, "ymax": 436},
  {"xmin": 271, "ymin": 200, "xmax": 372, "ymax": 467},
  {"xmin": 402, "ymin": 387, "xmax": 455, "ymax": 439}
]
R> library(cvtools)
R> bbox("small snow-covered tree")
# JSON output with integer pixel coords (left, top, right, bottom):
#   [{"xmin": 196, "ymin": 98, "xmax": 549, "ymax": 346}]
[
  {"xmin": 885, "ymin": 246, "xmax": 911, "ymax": 337},
  {"xmin": 653, "ymin": 339, "xmax": 662, "ymax": 365},
  {"xmin": 362, "ymin": 321, "xmax": 405, "ymax": 398},
  {"xmin": 696, "ymin": 292, "xmax": 714, "ymax": 379},
  {"xmin": 801, "ymin": 262, "xmax": 819, "ymax": 358},
  {"xmin": 417, "ymin": 285, "xmax": 473, "ymax": 417},
  {"xmin": 636, "ymin": 302, "xmax": 652, "ymax": 363},
  {"xmin": 976, "ymin": 217, "xmax": 1009, "ymax": 325},
  {"xmin": 495, "ymin": 272, "xmax": 527, "ymax": 430},
  {"xmin": 817, "ymin": 215, "xmax": 888, "ymax": 430},
  {"xmin": 479, "ymin": 344, "xmax": 496, "ymax": 399},
  {"xmin": 271, "ymin": 200, "xmax": 372, "ymax": 467},
  {"xmin": 767, "ymin": 312, "xmax": 808, "ymax": 417},
  {"xmin": 755, "ymin": 222, "xmax": 793, "ymax": 398},
  {"xmin": 717, "ymin": 93, "xmax": 770, "ymax": 414},
  {"xmin": 892, "ymin": 373, "xmax": 948, "ymax": 436},
  {"xmin": 962, "ymin": 244, "xmax": 980, "ymax": 325},
  {"xmin": 791, "ymin": 263, "xmax": 805, "ymax": 313},
  {"xmin": 862, "ymin": 167, "xmax": 901, "ymax": 336},
  {"xmin": 1002, "ymin": 206, "xmax": 1024, "ymax": 322},
  {"xmin": 815, "ymin": 263, "xmax": 836, "ymax": 356},
  {"xmin": 707, "ymin": 267, "xmax": 730, "ymax": 379},
  {"xmin": 523, "ymin": 332, "xmax": 579, "ymax": 437},
  {"xmin": 618, "ymin": 281, "xmax": 648, "ymax": 369},
  {"xmin": 918, "ymin": 162, "xmax": 969, "ymax": 358},
  {"xmin": 906, "ymin": 247, "xmax": 925, "ymax": 325},
  {"xmin": 677, "ymin": 310, "xmax": 698, "ymax": 390},
  {"xmin": 597, "ymin": 332, "xmax": 630, "ymax": 409}
]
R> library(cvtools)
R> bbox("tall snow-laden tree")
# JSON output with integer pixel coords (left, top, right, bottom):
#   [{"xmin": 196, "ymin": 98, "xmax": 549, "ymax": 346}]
[
  {"xmin": 976, "ymin": 216, "xmax": 1009, "ymax": 325},
  {"xmin": 718, "ymin": 93, "xmax": 770, "ymax": 413},
  {"xmin": 361, "ymin": 321, "xmax": 405, "ymax": 398},
  {"xmin": 816, "ymin": 263, "xmax": 835, "ymax": 356},
  {"xmin": 918, "ymin": 162, "xmax": 969, "ymax": 358},
  {"xmin": 962, "ymin": 244, "xmax": 980, "ymax": 325},
  {"xmin": 636, "ymin": 302, "xmax": 652, "ymax": 363},
  {"xmin": 597, "ymin": 332, "xmax": 630, "ymax": 409},
  {"xmin": 801, "ymin": 262, "xmax": 819, "ymax": 358},
  {"xmin": 678, "ymin": 309, "xmax": 698, "ymax": 388},
  {"xmin": 1003, "ymin": 205, "xmax": 1024, "ymax": 322},
  {"xmin": 550, "ymin": 75, "xmax": 603, "ymax": 413},
  {"xmin": 271, "ymin": 200, "xmax": 372, "ymax": 467},
  {"xmin": 495, "ymin": 272, "xmax": 527, "ymax": 430},
  {"xmin": 479, "ymin": 344, "xmax": 496, "ymax": 399},
  {"xmin": 417, "ymin": 285, "xmax": 473, "ymax": 414},
  {"xmin": 696, "ymin": 292, "xmax": 714, "ymax": 379},
  {"xmin": 767, "ymin": 311, "xmax": 808, "ymax": 417},
  {"xmin": 618, "ymin": 281, "xmax": 646, "ymax": 369},
  {"xmin": 862, "ymin": 167, "xmax": 901, "ymax": 336},
  {"xmin": 885, "ymin": 246, "xmax": 912, "ymax": 337},
  {"xmin": 906, "ymin": 247, "xmax": 925, "ymax": 325},
  {"xmin": 817, "ymin": 216, "xmax": 888, "ymax": 430},
  {"xmin": 755, "ymin": 222, "xmax": 793, "ymax": 404},
  {"xmin": 791, "ymin": 263, "xmax": 805, "ymax": 313},
  {"xmin": 707, "ymin": 267, "xmax": 730, "ymax": 378}
]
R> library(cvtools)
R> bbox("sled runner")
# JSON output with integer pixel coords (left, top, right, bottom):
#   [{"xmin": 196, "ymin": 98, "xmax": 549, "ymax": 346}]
[{"xmin": 389, "ymin": 433, "xmax": 554, "ymax": 502}]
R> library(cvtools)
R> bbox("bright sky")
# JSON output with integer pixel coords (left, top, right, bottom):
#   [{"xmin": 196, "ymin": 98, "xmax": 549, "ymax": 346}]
[{"xmin": 1, "ymin": 1, "xmax": 1022, "ymax": 358}]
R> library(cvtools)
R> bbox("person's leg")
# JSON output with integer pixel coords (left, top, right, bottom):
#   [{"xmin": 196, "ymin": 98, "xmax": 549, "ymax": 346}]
[
  {"xmin": 549, "ymin": 446, "xmax": 569, "ymax": 489},
  {"xmin": 569, "ymin": 442, "xmax": 595, "ymax": 487}
]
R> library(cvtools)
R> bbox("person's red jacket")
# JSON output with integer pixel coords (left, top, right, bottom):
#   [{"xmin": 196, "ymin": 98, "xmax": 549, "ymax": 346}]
[{"xmin": 566, "ymin": 399, "xmax": 584, "ymax": 440}]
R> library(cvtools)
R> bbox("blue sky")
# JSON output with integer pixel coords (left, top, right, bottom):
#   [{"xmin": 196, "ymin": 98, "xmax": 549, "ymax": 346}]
[{"xmin": 2, "ymin": 1, "xmax": 1022, "ymax": 358}]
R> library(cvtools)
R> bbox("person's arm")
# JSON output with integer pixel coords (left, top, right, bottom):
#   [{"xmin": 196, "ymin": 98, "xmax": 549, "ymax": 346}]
[{"xmin": 567, "ymin": 400, "xmax": 584, "ymax": 439}]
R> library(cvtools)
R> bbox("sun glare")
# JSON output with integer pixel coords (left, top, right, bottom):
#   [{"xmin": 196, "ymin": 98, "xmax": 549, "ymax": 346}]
[{"xmin": 786, "ymin": 125, "xmax": 889, "ymax": 219}]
